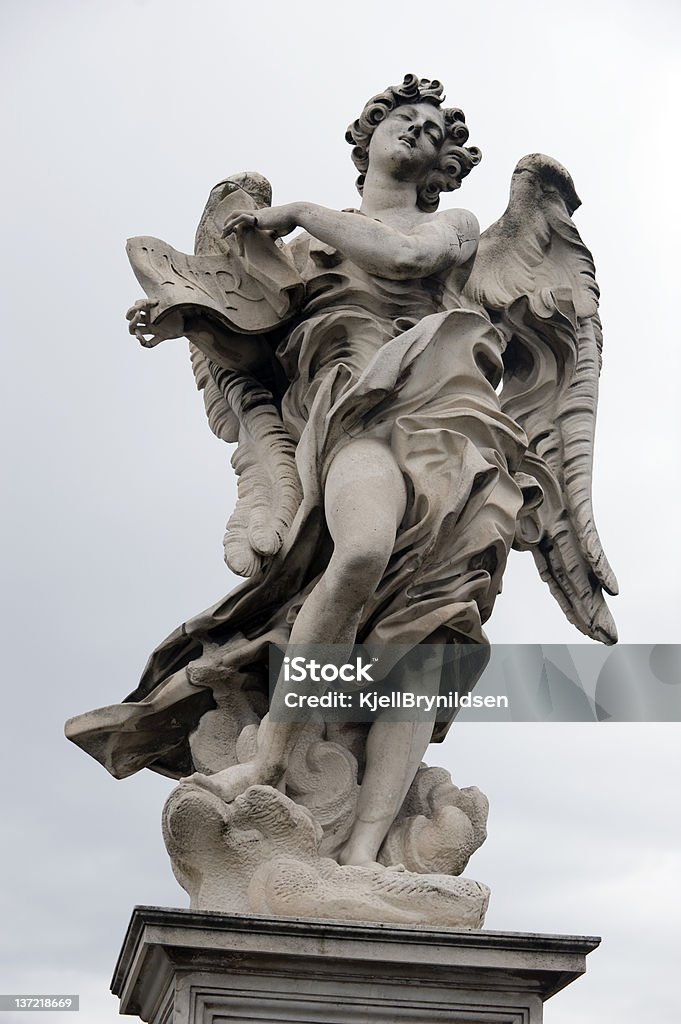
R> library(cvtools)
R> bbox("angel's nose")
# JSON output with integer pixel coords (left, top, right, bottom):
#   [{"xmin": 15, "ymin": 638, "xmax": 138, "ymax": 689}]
[{"xmin": 408, "ymin": 123, "xmax": 421, "ymax": 138}]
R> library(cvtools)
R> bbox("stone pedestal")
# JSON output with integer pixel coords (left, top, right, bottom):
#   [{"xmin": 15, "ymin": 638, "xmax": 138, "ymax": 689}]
[{"xmin": 112, "ymin": 906, "xmax": 600, "ymax": 1024}]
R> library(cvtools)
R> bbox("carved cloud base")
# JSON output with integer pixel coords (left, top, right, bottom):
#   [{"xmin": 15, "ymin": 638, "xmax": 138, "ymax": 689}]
[{"xmin": 162, "ymin": 783, "xmax": 490, "ymax": 928}]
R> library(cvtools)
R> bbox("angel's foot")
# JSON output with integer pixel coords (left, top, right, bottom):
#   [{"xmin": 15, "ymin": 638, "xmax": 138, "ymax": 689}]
[
  {"xmin": 341, "ymin": 858, "xmax": 383, "ymax": 870},
  {"xmin": 181, "ymin": 759, "xmax": 282, "ymax": 804},
  {"xmin": 337, "ymin": 812, "xmax": 409, "ymax": 869},
  {"xmin": 338, "ymin": 835, "xmax": 384, "ymax": 869},
  {"xmin": 337, "ymin": 849, "xmax": 406, "ymax": 870}
]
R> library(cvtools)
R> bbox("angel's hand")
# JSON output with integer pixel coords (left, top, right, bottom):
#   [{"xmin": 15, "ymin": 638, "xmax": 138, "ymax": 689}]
[
  {"xmin": 126, "ymin": 299, "xmax": 185, "ymax": 348},
  {"xmin": 222, "ymin": 203, "xmax": 299, "ymax": 241}
]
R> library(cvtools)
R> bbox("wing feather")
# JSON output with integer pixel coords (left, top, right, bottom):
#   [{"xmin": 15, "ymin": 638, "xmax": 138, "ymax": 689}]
[
  {"xmin": 464, "ymin": 154, "xmax": 618, "ymax": 642},
  {"xmin": 210, "ymin": 365, "xmax": 302, "ymax": 577},
  {"xmin": 188, "ymin": 172, "xmax": 302, "ymax": 577},
  {"xmin": 189, "ymin": 343, "xmax": 239, "ymax": 443}
]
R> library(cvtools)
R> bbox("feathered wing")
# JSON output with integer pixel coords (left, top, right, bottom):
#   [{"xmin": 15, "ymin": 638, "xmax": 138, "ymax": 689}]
[
  {"xmin": 463, "ymin": 154, "xmax": 618, "ymax": 643},
  {"xmin": 190, "ymin": 173, "xmax": 302, "ymax": 577}
]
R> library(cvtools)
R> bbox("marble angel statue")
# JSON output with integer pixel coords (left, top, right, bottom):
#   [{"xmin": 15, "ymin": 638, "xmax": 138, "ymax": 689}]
[{"xmin": 66, "ymin": 75, "xmax": 617, "ymax": 924}]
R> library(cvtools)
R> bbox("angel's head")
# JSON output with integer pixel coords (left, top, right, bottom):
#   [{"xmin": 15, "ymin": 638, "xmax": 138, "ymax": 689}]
[{"xmin": 346, "ymin": 74, "xmax": 482, "ymax": 213}]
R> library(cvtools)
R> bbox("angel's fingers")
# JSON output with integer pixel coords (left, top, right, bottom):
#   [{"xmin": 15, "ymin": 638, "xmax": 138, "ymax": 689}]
[
  {"xmin": 229, "ymin": 213, "xmax": 257, "ymax": 226},
  {"xmin": 129, "ymin": 315, "xmax": 154, "ymax": 338},
  {"xmin": 126, "ymin": 299, "xmax": 158, "ymax": 321},
  {"xmin": 125, "ymin": 301, "xmax": 146, "ymax": 320},
  {"xmin": 134, "ymin": 326, "xmax": 159, "ymax": 347},
  {"xmin": 128, "ymin": 311, "xmax": 146, "ymax": 330},
  {"xmin": 222, "ymin": 213, "xmax": 257, "ymax": 237}
]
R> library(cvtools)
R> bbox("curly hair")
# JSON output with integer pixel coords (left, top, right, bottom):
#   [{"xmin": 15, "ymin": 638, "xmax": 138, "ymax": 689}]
[{"xmin": 345, "ymin": 74, "xmax": 482, "ymax": 213}]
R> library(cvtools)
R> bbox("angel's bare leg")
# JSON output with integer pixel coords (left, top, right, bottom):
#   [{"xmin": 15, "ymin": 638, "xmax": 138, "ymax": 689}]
[
  {"xmin": 338, "ymin": 637, "xmax": 447, "ymax": 867},
  {"xmin": 339, "ymin": 716, "xmax": 434, "ymax": 867},
  {"xmin": 184, "ymin": 437, "xmax": 407, "ymax": 802}
]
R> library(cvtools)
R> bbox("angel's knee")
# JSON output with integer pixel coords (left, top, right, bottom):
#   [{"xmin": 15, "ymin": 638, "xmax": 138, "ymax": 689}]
[{"xmin": 325, "ymin": 537, "xmax": 393, "ymax": 609}]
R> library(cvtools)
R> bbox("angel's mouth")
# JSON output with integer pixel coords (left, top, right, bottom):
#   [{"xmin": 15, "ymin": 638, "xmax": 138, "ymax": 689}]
[{"xmin": 398, "ymin": 134, "xmax": 416, "ymax": 149}]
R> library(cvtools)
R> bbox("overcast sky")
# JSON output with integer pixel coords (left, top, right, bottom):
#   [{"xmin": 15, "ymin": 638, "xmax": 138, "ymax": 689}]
[{"xmin": 1, "ymin": 1, "xmax": 680, "ymax": 1021}]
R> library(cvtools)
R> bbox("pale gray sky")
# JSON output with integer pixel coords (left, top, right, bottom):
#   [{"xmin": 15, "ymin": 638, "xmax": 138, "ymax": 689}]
[{"xmin": 1, "ymin": 1, "xmax": 680, "ymax": 1021}]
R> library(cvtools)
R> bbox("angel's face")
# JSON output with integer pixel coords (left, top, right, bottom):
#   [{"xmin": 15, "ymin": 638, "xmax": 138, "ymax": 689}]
[{"xmin": 369, "ymin": 102, "xmax": 445, "ymax": 183}]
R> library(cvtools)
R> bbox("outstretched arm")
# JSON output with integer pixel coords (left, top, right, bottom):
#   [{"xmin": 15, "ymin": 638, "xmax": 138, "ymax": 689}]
[{"xmin": 225, "ymin": 203, "xmax": 479, "ymax": 281}]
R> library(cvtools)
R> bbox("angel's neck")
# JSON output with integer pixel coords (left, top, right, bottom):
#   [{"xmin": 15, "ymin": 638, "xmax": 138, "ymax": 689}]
[{"xmin": 360, "ymin": 169, "xmax": 419, "ymax": 219}]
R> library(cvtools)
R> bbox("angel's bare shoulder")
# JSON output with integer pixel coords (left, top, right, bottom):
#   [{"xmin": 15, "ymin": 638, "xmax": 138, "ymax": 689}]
[
  {"xmin": 425, "ymin": 208, "xmax": 479, "ymax": 267},
  {"xmin": 438, "ymin": 207, "xmax": 480, "ymax": 243}
]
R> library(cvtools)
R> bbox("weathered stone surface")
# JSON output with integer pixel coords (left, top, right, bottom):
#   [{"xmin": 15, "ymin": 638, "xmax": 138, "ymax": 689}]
[
  {"xmin": 66, "ymin": 73, "xmax": 617, "ymax": 925},
  {"xmin": 162, "ymin": 781, "xmax": 489, "ymax": 926},
  {"xmin": 112, "ymin": 907, "xmax": 601, "ymax": 1024}
]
